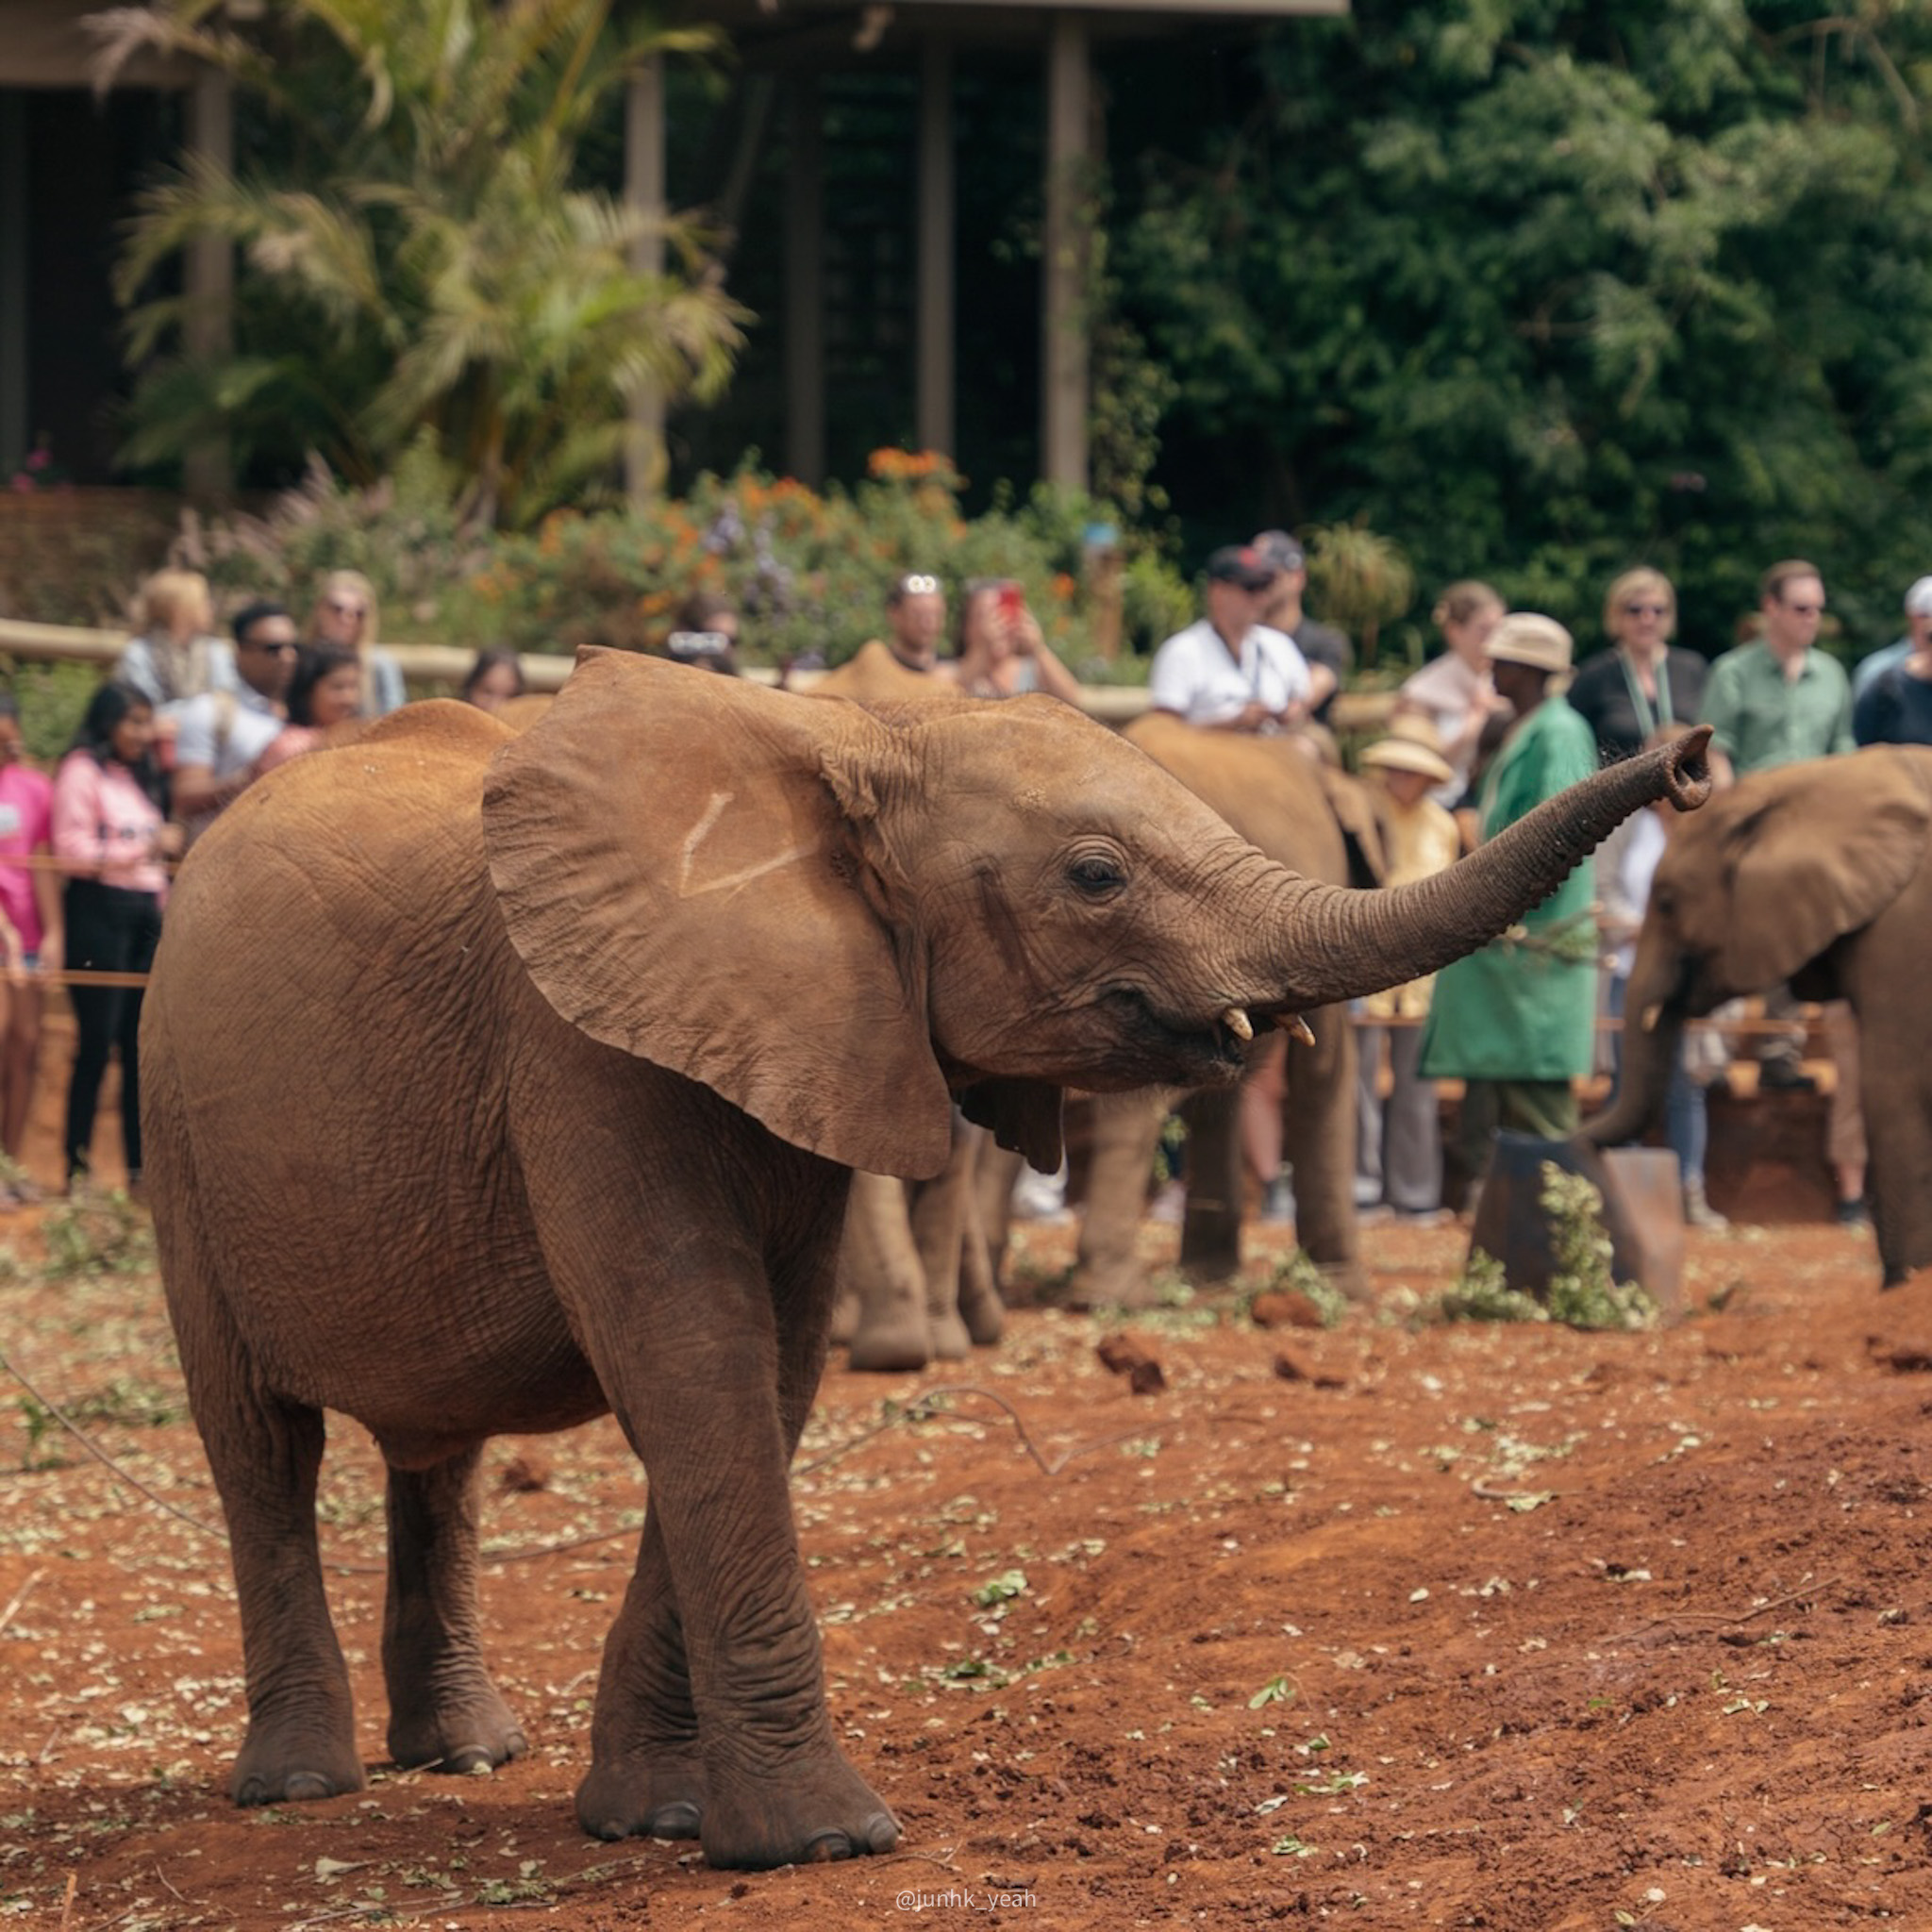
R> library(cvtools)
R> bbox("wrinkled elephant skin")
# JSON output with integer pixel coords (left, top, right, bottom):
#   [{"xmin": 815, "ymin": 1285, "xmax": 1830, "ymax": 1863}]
[{"xmin": 142, "ymin": 657, "xmax": 1708, "ymax": 1869}]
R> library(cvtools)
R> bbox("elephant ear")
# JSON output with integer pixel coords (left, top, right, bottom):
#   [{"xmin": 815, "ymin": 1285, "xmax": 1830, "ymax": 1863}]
[
  {"xmin": 481, "ymin": 649, "xmax": 956, "ymax": 1180},
  {"xmin": 1316, "ymin": 765, "xmax": 1388, "ymax": 889},
  {"xmin": 1717, "ymin": 752, "xmax": 1932, "ymax": 991},
  {"xmin": 959, "ymin": 1078, "xmax": 1064, "ymax": 1174}
]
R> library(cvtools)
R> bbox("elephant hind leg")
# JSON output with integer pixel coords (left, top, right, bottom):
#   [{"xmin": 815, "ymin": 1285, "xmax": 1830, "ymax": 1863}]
[
  {"xmin": 155, "ymin": 1172, "xmax": 364, "ymax": 1805},
  {"xmin": 381, "ymin": 1447, "xmax": 527, "ymax": 1775}
]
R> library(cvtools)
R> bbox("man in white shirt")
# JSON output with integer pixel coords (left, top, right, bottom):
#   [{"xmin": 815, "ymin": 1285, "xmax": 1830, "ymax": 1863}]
[
  {"xmin": 170, "ymin": 600, "xmax": 298, "ymax": 834},
  {"xmin": 1149, "ymin": 545, "xmax": 1312, "ymax": 733}
]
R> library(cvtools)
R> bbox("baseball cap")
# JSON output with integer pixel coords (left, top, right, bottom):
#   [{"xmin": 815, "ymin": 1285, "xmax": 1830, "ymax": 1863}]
[
  {"xmin": 1906, "ymin": 576, "xmax": 1932, "ymax": 617},
  {"xmin": 1204, "ymin": 545, "xmax": 1278, "ymax": 593},
  {"xmin": 1252, "ymin": 529, "xmax": 1306, "ymax": 575},
  {"xmin": 1484, "ymin": 612, "xmax": 1574, "ymax": 674}
]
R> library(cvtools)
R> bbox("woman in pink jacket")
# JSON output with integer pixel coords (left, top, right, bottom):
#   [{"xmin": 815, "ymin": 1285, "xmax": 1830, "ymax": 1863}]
[{"xmin": 53, "ymin": 683, "xmax": 183, "ymax": 1191}]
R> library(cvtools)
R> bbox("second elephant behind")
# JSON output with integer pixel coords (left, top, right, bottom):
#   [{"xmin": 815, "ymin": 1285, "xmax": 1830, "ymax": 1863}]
[
  {"xmin": 1578, "ymin": 746, "xmax": 1932, "ymax": 1287},
  {"xmin": 1074, "ymin": 715, "xmax": 1387, "ymax": 1307}
]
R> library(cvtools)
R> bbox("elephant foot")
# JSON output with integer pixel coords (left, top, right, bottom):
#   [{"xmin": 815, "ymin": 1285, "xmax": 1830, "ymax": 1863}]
[
  {"xmin": 925, "ymin": 1307, "xmax": 972, "ymax": 1361},
  {"xmin": 387, "ymin": 1684, "xmax": 528, "ymax": 1776},
  {"xmin": 232, "ymin": 1711, "xmax": 367, "ymax": 1807},
  {"xmin": 576, "ymin": 1745, "xmax": 708, "ymax": 1841},
  {"xmin": 700, "ymin": 1752, "xmax": 898, "ymax": 1871},
  {"xmin": 1065, "ymin": 1258, "xmax": 1158, "ymax": 1311},
  {"xmin": 958, "ymin": 1276, "xmax": 1005, "ymax": 1347},
  {"xmin": 846, "ymin": 1314, "xmax": 932, "ymax": 1373},
  {"xmin": 1177, "ymin": 1248, "xmax": 1241, "ymax": 1290}
]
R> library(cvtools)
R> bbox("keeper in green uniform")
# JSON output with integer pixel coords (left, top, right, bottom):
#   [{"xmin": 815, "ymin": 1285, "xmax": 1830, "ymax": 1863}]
[{"xmin": 1421, "ymin": 612, "xmax": 1600, "ymax": 1191}]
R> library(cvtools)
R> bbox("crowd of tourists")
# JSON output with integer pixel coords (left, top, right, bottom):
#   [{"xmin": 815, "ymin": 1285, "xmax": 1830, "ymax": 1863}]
[
  {"xmin": 5, "ymin": 545, "xmax": 1922, "ymax": 1232},
  {"xmin": 0, "ymin": 568, "xmax": 525, "ymax": 1201}
]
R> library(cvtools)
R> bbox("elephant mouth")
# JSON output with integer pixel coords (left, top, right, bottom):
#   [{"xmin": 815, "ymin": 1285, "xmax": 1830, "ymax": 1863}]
[{"xmin": 1100, "ymin": 988, "xmax": 1281, "ymax": 1083}]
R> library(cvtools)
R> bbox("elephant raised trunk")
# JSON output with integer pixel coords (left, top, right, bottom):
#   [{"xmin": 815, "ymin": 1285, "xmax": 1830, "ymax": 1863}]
[{"xmin": 1236, "ymin": 726, "xmax": 1712, "ymax": 1024}]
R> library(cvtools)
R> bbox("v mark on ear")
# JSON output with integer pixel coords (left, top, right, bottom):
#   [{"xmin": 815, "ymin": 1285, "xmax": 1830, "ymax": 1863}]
[{"xmin": 678, "ymin": 790, "xmax": 822, "ymax": 898}]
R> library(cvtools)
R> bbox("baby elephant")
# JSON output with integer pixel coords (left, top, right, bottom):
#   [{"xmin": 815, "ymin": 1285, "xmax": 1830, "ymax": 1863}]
[{"xmin": 141, "ymin": 653, "xmax": 1709, "ymax": 1868}]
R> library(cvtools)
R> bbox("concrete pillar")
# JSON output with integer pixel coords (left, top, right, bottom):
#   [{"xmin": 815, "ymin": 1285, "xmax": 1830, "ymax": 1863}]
[
  {"xmin": 184, "ymin": 68, "xmax": 233, "ymax": 496},
  {"xmin": 785, "ymin": 73, "xmax": 825, "ymax": 486},
  {"xmin": 915, "ymin": 37, "xmax": 955, "ymax": 461},
  {"xmin": 0, "ymin": 92, "xmax": 25, "ymax": 475},
  {"xmin": 1041, "ymin": 11, "xmax": 1091, "ymax": 493},
  {"xmin": 625, "ymin": 54, "xmax": 668, "ymax": 505}
]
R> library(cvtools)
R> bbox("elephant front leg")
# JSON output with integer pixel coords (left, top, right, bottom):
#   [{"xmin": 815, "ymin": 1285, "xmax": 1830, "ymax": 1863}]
[
  {"xmin": 381, "ymin": 1449, "xmax": 528, "ymax": 1775},
  {"xmin": 576, "ymin": 1510, "xmax": 706, "ymax": 1841},
  {"xmin": 609, "ymin": 1292, "xmax": 896, "ymax": 1868}
]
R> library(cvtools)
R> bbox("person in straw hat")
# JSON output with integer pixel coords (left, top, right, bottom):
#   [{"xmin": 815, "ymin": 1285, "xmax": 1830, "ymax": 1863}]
[
  {"xmin": 1355, "ymin": 717, "xmax": 1462, "ymax": 1221},
  {"xmin": 1419, "ymin": 614, "xmax": 1600, "ymax": 1205}
]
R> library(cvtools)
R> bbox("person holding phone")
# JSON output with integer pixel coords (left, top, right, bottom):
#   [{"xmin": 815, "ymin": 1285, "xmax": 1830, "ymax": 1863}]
[
  {"xmin": 947, "ymin": 578, "xmax": 1084, "ymax": 703},
  {"xmin": 664, "ymin": 590, "xmax": 741, "ymax": 676}
]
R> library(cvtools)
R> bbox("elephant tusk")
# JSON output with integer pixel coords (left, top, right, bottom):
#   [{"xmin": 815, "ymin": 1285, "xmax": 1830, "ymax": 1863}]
[
  {"xmin": 1221, "ymin": 1007, "xmax": 1254, "ymax": 1043},
  {"xmin": 1286, "ymin": 1014, "xmax": 1316, "ymax": 1047}
]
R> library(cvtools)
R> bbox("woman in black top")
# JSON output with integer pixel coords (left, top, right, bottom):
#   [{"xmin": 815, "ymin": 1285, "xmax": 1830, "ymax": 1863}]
[{"xmin": 1566, "ymin": 567, "xmax": 1708, "ymax": 764}]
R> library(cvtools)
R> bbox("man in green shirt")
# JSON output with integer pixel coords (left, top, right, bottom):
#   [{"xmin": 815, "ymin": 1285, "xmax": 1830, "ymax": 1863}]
[
  {"xmin": 1422, "ymin": 613, "xmax": 1600, "ymax": 1195},
  {"xmin": 1697, "ymin": 558, "xmax": 1866, "ymax": 1223},
  {"xmin": 1699, "ymin": 559, "xmax": 1853, "ymax": 786}
]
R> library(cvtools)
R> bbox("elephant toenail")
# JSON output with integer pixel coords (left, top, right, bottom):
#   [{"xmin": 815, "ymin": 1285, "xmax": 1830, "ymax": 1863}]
[
  {"xmin": 236, "ymin": 1776, "xmax": 270, "ymax": 1807},
  {"xmin": 645, "ymin": 1801, "xmax": 701, "ymax": 1840},
  {"xmin": 504, "ymin": 1730, "xmax": 529, "ymax": 1761},
  {"xmin": 441, "ymin": 1746, "xmax": 491, "ymax": 1774},
  {"xmin": 864, "ymin": 1811, "xmax": 901, "ymax": 1854},
  {"xmin": 801, "ymin": 1829, "xmax": 855, "ymax": 1862},
  {"xmin": 284, "ymin": 1774, "xmax": 334, "ymax": 1802}
]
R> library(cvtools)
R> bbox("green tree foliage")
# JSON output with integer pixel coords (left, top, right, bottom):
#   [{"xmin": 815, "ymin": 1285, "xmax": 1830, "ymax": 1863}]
[
  {"xmin": 1115, "ymin": 2, "xmax": 1932, "ymax": 658},
  {"xmin": 97, "ymin": 0, "xmax": 745, "ymax": 528}
]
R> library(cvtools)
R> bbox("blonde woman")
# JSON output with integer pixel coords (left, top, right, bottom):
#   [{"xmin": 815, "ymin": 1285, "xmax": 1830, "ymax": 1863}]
[
  {"xmin": 117, "ymin": 569, "xmax": 237, "ymax": 724},
  {"xmin": 1393, "ymin": 580, "xmax": 1508, "ymax": 805},
  {"xmin": 1565, "ymin": 566, "xmax": 1708, "ymax": 764},
  {"xmin": 305, "ymin": 570, "xmax": 407, "ymax": 715}
]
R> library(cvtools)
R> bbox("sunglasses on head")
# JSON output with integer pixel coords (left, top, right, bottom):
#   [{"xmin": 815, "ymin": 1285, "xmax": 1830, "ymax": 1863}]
[
  {"xmin": 896, "ymin": 574, "xmax": 941, "ymax": 597},
  {"xmin": 1623, "ymin": 602, "xmax": 1669, "ymax": 618}
]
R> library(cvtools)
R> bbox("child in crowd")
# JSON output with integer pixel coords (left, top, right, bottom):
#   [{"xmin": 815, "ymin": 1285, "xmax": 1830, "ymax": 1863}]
[{"xmin": 1355, "ymin": 719, "xmax": 1462, "ymax": 1220}]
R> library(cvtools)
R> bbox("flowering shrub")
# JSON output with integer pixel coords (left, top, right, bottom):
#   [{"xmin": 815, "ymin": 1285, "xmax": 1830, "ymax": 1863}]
[{"xmin": 166, "ymin": 448, "xmax": 1184, "ymax": 675}]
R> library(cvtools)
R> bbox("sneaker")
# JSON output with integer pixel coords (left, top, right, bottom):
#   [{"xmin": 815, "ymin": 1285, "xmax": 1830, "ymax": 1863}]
[
  {"xmin": 1757, "ymin": 1062, "xmax": 1817, "ymax": 1092},
  {"xmin": 1835, "ymin": 1195, "xmax": 1872, "ymax": 1230},
  {"xmin": 1391, "ymin": 1206, "xmax": 1452, "ymax": 1228},
  {"xmin": 1682, "ymin": 1178, "xmax": 1728, "ymax": 1230}
]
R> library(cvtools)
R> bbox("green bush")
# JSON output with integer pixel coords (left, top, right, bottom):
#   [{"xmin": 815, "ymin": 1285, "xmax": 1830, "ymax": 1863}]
[{"xmin": 169, "ymin": 446, "xmax": 1189, "ymax": 672}]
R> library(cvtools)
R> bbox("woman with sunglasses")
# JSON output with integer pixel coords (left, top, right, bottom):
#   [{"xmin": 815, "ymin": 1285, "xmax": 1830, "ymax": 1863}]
[
  {"xmin": 1565, "ymin": 567, "xmax": 1708, "ymax": 766},
  {"xmin": 305, "ymin": 570, "xmax": 407, "ymax": 716}
]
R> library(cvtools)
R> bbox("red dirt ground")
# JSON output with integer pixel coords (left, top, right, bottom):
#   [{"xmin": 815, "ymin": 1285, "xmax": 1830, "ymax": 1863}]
[{"xmin": 6, "ymin": 1199, "xmax": 1932, "ymax": 1932}]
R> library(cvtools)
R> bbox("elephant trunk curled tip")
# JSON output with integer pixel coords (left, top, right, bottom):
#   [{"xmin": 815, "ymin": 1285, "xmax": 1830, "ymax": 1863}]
[
  {"xmin": 1253, "ymin": 725, "xmax": 1719, "ymax": 1015},
  {"xmin": 1657, "ymin": 724, "xmax": 1715, "ymax": 814}
]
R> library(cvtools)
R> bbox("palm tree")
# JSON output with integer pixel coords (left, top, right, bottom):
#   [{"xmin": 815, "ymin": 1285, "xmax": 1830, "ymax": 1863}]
[{"xmin": 93, "ymin": 0, "xmax": 745, "ymax": 527}]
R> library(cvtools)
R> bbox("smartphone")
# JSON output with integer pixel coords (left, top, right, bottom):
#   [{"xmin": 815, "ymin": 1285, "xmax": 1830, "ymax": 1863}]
[{"xmin": 997, "ymin": 581, "xmax": 1025, "ymax": 622}]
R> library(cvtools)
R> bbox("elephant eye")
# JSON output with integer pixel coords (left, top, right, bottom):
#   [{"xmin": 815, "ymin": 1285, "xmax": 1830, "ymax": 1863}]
[{"xmin": 1068, "ymin": 853, "xmax": 1126, "ymax": 896}]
